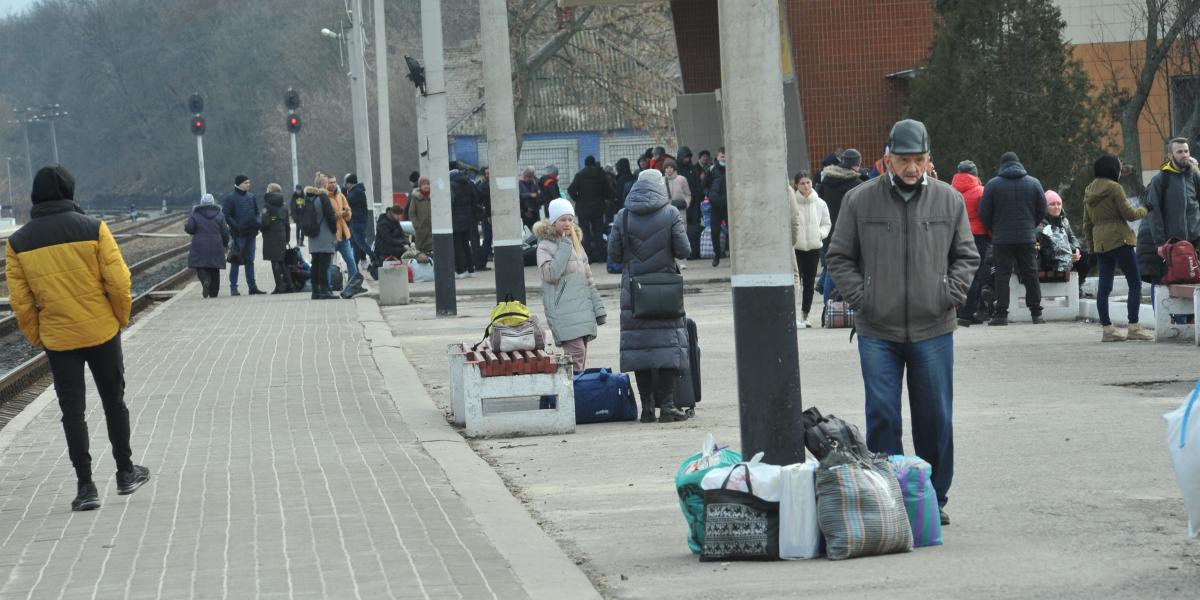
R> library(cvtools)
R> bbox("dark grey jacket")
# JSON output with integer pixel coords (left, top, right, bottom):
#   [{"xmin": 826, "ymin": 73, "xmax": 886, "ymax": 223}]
[
  {"xmin": 260, "ymin": 192, "xmax": 290, "ymax": 262},
  {"xmin": 185, "ymin": 204, "xmax": 230, "ymax": 269},
  {"xmin": 1137, "ymin": 162, "xmax": 1200, "ymax": 283},
  {"xmin": 979, "ymin": 161, "xmax": 1046, "ymax": 244},
  {"xmin": 607, "ymin": 179, "xmax": 691, "ymax": 372},
  {"xmin": 827, "ymin": 175, "xmax": 980, "ymax": 343}
]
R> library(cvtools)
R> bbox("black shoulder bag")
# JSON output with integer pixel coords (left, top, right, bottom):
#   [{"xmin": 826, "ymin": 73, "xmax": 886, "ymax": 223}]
[{"xmin": 622, "ymin": 210, "xmax": 685, "ymax": 319}]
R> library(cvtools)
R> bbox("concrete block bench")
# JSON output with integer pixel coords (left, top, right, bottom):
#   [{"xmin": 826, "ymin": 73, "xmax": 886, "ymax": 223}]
[
  {"xmin": 447, "ymin": 343, "xmax": 576, "ymax": 438},
  {"xmin": 1007, "ymin": 271, "xmax": 1079, "ymax": 322},
  {"xmin": 1153, "ymin": 284, "xmax": 1199, "ymax": 345}
]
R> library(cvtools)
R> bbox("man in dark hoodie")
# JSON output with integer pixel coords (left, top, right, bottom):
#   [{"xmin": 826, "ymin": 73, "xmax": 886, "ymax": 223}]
[
  {"xmin": 450, "ymin": 168, "xmax": 480, "ymax": 277},
  {"xmin": 343, "ymin": 173, "xmax": 378, "ymax": 278},
  {"xmin": 6, "ymin": 165, "xmax": 151, "ymax": 511},
  {"xmin": 817, "ymin": 148, "xmax": 866, "ymax": 297},
  {"xmin": 538, "ymin": 165, "xmax": 562, "ymax": 219},
  {"xmin": 222, "ymin": 175, "xmax": 265, "ymax": 295},
  {"xmin": 567, "ymin": 155, "xmax": 614, "ymax": 262},
  {"xmin": 706, "ymin": 148, "xmax": 728, "ymax": 266},
  {"xmin": 374, "ymin": 205, "xmax": 411, "ymax": 260},
  {"xmin": 978, "ymin": 151, "xmax": 1046, "ymax": 325}
]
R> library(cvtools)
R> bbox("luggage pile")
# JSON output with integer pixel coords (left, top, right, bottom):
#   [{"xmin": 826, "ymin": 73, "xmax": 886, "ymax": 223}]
[{"xmin": 674, "ymin": 407, "xmax": 944, "ymax": 562}]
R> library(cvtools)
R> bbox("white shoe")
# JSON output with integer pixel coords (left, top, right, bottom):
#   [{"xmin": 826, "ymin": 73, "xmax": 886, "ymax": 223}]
[
  {"xmin": 455, "ymin": 272, "xmax": 468, "ymax": 280},
  {"xmin": 802, "ymin": 318, "xmax": 812, "ymax": 328},
  {"xmin": 796, "ymin": 320, "xmax": 808, "ymax": 329}
]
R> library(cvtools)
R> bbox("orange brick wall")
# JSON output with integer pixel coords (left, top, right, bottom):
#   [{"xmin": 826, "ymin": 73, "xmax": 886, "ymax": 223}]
[
  {"xmin": 787, "ymin": 0, "xmax": 937, "ymax": 167},
  {"xmin": 672, "ymin": 0, "xmax": 937, "ymax": 168}
]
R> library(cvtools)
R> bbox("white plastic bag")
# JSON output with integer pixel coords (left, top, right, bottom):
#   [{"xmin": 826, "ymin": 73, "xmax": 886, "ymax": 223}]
[
  {"xmin": 1165, "ymin": 381, "xmax": 1200, "ymax": 537},
  {"xmin": 700, "ymin": 452, "xmax": 782, "ymax": 502},
  {"xmin": 682, "ymin": 433, "xmax": 729, "ymax": 475},
  {"xmin": 779, "ymin": 461, "xmax": 822, "ymax": 559},
  {"xmin": 408, "ymin": 257, "xmax": 435, "ymax": 282}
]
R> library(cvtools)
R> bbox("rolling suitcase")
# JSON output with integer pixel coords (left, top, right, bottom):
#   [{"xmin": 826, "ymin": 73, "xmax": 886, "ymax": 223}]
[{"xmin": 675, "ymin": 318, "xmax": 702, "ymax": 410}]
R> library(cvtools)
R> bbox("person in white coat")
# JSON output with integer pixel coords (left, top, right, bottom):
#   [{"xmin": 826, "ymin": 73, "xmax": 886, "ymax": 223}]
[{"xmin": 791, "ymin": 171, "xmax": 831, "ymax": 327}]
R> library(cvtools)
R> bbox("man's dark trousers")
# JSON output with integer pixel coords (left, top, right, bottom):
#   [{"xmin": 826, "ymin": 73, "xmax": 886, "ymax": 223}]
[
  {"xmin": 579, "ymin": 213, "xmax": 607, "ymax": 262},
  {"xmin": 960, "ymin": 234, "xmax": 992, "ymax": 320},
  {"xmin": 45, "ymin": 334, "xmax": 133, "ymax": 483},
  {"xmin": 992, "ymin": 243, "xmax": 1042, "ymax": 317}
]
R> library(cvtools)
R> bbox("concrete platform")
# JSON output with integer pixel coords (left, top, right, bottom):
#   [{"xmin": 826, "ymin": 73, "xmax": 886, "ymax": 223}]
[{"xmin": 0, "ymin": 252, "xmax": 598, "ymax": 599}]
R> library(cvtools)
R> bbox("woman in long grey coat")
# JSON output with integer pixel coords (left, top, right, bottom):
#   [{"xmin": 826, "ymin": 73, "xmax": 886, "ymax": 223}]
[
  {"xmin": 261, "ymin": 183, "xmax": 293, "ymax": 293},
  {"xmin": 536, "ymin": 198, "xmax": 607, "ymax": 373},
  {"xmin": 607, "ymin": 169, "xmax": 691, "ymax": 423},
  {"xmin": 184, "ymin": 193, "xmax": 231, "ymax": 298},
  {"xmin": 304, "ymin": 173, "xmax": 338, "ymax": 300}
]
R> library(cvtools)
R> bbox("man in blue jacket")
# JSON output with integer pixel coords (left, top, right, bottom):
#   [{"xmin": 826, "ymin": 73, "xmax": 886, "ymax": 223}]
[
  {"xmin": 222, "ymin": 174, "xmax": 265, "ymax": 295},
  {"xmin": 978, "ymin": 152, "xmax": 1045, "ymax": 325},
  {"xmin": 344, "ymin": 174, "xmax": 378, "ymax": 279}
]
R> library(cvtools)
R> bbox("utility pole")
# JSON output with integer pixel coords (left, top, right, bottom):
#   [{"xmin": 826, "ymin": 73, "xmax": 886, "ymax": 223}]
[
  {"xmin": 718, "ymin": 0, "xmax": 804, "ymax": 465},
  {"xmin": 190, "ymin": 94, "xmax": 208, "ymax": 197},
  {"xmin": 419, "ymin": 0, "xmax": 456, "ymax": 315},
  {"xmin": 4, "ymin": 157, "xmax": 12, "ymax": 217},
  {"xmin": 35, "ymin": 105, "xmax": 67, "ymax": 164},
  {"xmin": 479, "ymin": 0, "xmax": 526, "ymax": 303},
  {"xmin": 345, "ymin": 0, "xmax": 376, "ymax": 219},
  {"xmin": 285, "ymin": 89, "xmax": 302, "ymax": 192},
  {"xmin": 11, "ymin": 108, "xmax": 34, "ymax": 180},
  {"xmin": 374, "ymin": 0, "xmax": 393, "ymax": 220}
]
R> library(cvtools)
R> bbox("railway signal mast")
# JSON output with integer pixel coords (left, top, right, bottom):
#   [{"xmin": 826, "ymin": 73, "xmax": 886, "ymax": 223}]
[
  {"xmin": 285, "ymin": 89, "xmax": 301, "ymax": 192},
  {"xmin": 189, "ymin": 93, "xmax": 207, "ymax": 196}
]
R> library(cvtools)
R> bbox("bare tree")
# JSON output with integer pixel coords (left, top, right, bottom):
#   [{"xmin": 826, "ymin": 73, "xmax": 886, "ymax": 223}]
[{"xmin": 1095, "ymin": 0, "xmax": 1200, "ymax": 194}]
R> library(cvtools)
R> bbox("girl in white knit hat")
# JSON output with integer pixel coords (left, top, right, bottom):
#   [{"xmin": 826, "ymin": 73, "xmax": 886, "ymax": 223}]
[{"xmin": 534, "ymin": 198, "xmax": 607, "ymax": 372}]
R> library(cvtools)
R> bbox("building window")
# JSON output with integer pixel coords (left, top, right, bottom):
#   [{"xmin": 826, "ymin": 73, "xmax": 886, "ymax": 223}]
[{"xmin": 1170, "ymin": 75, "xmax": 1200, "ymax": 138}]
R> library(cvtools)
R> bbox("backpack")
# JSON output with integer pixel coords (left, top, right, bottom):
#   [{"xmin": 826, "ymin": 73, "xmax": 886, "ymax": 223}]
[
  {"xmin": 301, "ymin": 195, "xmax": 323, "ymax": 237},
  {"xmin": 1158, "ymin": 238, "xmax": 1200, "ymax": 284}
]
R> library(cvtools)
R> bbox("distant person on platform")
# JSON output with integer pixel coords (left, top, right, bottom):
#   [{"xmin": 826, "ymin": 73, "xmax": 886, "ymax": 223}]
[
  {"xmin": 374, "ymin": 205, "xmax": 411, "ymax": 262},
  {"xmin": 538, "ymin": 165, "xmax": 562, "ymax": 220},
  {"xmin": 408, "ymin": 175, "xmax": 434, "ymax": 255},
  {"xmin": 222, "ymin": 174, "xmax": 265, "ymax": 295},
  {"xmin": 6, "ymin": 165, "xmax": 151, "ymax": 512},
  {"xmin": 261, "ymin": 183, "xmax": 294, "ymax": 293},
  {"xmin": 826, "ymin": 120, "xmax": 979, "ymax": 527},
  {"xmin": 185, "ymin": 193, "xmax": 231, "ymax": 298},
  {"xmin": 816, "ymin": 148, "xmax": 866, "ymax": 298},
  {"xmin": 343, "ymin": 173, "xmax": 378, "ymax": 279},
  {"xmin": 568, "ymin": 155, "xmax": 615, "ymax": 263}
]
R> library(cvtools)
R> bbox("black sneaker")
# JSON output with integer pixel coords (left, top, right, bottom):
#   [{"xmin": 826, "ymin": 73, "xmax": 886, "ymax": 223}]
[
  {"xmin": 988, "ymin": 315, "xmax": 1008, "ymax": 326},
  {"xmin": 230, "ymin": 289, "xmax": 241, "ymax": 296},
  {"xmin": 71, "ymin": 482, "xmax": 100, "ymax": 511},
  {"xmin": 248, "ymin": 288, "xmax": 267, "ymax": 295},
  {"xmin": 939, "ymin": 508, "xmax": 950, "ymax": 526},
  {"xmin": 116, "ymin": 465, "xmax": 151, "ymax": 495},
  {"xmin": 1031, "ymin": 315, "xmax": 1045, "ymax": 324},
  {"xmin": 367, "ymin": 264, "xmax": 379, "ymax": 281},
  {"xmin": 956, "ymin": 317, "xmax": 972, "ymax": 327}
]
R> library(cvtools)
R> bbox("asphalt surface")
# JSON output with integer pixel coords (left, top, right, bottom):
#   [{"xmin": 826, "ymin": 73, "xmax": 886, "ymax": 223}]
[{"xmin": 384, "ymin": 271, "xmax": 1200, "ymax": 600}]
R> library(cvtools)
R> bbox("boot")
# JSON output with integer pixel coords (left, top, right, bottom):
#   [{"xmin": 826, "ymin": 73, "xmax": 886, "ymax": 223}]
[
  {"xmin": 1125, "ymin": 323, "xmax": 1153, "ymax": 341},
  {"xmin": 1102, "ymin": 325, "xmax": 1126, "ymax": 342},
  {"xmin": 658, "ymin": 392, "xmax": 689, "ymax": 423},
  {"xmin": 639, "ymin": 396, "xmax": 656, "ymax": 423}
]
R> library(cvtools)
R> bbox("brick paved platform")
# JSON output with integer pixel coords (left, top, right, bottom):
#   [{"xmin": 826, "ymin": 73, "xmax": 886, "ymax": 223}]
[{"xmin": 0, "ymin": 265, "xmax": 586, "ymax": 599}]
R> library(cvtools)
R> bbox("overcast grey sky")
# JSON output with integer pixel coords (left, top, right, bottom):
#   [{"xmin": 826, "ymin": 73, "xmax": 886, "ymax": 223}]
[{"xmin": 0, "ymin": 0, "xmax": 36, "ymax": 17}]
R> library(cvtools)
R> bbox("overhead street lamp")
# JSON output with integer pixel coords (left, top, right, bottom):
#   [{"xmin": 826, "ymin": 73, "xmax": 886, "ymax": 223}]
[{"xmin": 318, "ymin": 7, "xmax": 374, "ymax": 213}]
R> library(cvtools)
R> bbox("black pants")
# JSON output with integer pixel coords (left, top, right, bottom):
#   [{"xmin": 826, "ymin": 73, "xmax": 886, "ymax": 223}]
[
  {"xmin": 710, "ymin": 207, "xmax": 728, "ymax": 258},
  {"xmin": 454, "ymin": 231, "xmax": 476, "ymax": 274},
  {"xmin": 269, "ymin": 260, "xmax": 293, "ymax": 292},
  {"xmin": 687, "ymin": 221, "xmax": 703, "ymax": 259},
  {"xmin": 578, "ymin": 213, "xmax": 607, "ymax": 263},
  {"xmin": 795, "ymin": 248, "xmax": 820, "ymax": 313},
  {"xmin": 195, "ymin": 268, "xmax": 221, "ymax": 298},
  {"xmin": 993, "ymin": 243, "xmax": 1042, "ymax": 316},
  {"xmin": 634, "ymin": 369, "xmax": 678, "ymax": 408},
  {"xmin": 310, "ymin": 252, "xmax": 332, "ymax": 297},
  {"xmin": 46, "ymin": 334, "xmax": 132, "ymax": 483}
]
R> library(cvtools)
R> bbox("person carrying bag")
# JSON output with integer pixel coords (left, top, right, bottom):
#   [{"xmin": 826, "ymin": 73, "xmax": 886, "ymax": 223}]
[{"xmin": 607, "ymin": 169, "xmax": 692, "ymax": 423}]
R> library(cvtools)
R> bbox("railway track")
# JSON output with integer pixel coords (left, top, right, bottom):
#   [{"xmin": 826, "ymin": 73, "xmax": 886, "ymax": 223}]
[
  {"xmin": 0, "ymin": 244, "xmax": 193, "ymax": 428},
  {"xmin": 0, "ymin": 213, "xmax": 187, "ymax": 281}
]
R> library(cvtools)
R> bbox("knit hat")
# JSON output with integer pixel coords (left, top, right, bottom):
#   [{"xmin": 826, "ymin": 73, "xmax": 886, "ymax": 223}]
[
  {"xmin": 345, "ymin": 173, "xmax": 358, "ymax": 186},
  {"xmin": 31, "ymin": 165, "xmax": 75, "ymax": 204},
  {"xmin": 1093, "ymin": 154, "xmax": 1121, "ymax": 182},
  {"xmin": 957, "ymin": 160, "xmax": 978, "ymax": 176},
  {"xmin": 1000, "ymin": 151, "xmax": 1019, "ymax": 164},
  {"xmin": 234, "ymin": 174, "xmax": 249, "ymax": 186},
  {"xmin": 840, "ymin": 148, "xmax": 862, "ymax": 169},
  {"xmin": 548, "ymin": 198, "xmax": 575, "ymax": 223},
  {"xmin": 638, "ymin": 167, "xmax": 665, "ymax": 189},
  {"xmin": 200, "ymin": 193, "xmax": 216, "ymax": 205}
]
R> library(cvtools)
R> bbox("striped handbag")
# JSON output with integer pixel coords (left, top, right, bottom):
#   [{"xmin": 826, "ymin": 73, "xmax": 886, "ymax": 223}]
[{"xmin": 816, "ymin": 450, "xmax": 913, "ymax": 560}]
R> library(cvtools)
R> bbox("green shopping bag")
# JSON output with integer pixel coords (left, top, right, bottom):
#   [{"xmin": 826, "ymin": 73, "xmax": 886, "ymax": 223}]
[{"xmin": 676, "ymin": 434, "xmax": 742, "ymax": 554}]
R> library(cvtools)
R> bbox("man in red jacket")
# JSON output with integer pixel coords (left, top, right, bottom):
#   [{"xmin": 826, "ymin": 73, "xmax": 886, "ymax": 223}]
[{"xmin": 951, "ymin": 160, "xmax": 989, "ymax": 325}]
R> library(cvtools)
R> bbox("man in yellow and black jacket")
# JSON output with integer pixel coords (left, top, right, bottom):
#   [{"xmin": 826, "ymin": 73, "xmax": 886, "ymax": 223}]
[{"xmin": 6, "ymin": 165, "xmax": 151, "ymax": 512}]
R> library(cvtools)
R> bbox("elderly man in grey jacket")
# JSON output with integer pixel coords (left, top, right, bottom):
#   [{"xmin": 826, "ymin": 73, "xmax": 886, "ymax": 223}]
[{"xmin": 827, "ymin": 119, "xmax": 979, "ymax": 527}]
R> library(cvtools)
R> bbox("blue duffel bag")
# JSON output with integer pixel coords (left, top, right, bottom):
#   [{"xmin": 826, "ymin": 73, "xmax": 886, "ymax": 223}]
[{"xmin": 573, "ymin": 368, "xmax": 637, "ymax": 424}]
